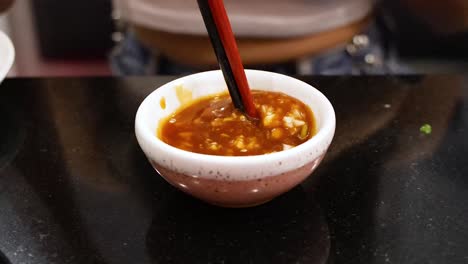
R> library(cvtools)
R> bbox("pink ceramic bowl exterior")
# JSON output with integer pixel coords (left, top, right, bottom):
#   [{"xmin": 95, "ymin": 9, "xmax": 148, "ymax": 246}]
[{"xmin": 135, "ymin": 70, "xmax": 335, "ymax": 207}]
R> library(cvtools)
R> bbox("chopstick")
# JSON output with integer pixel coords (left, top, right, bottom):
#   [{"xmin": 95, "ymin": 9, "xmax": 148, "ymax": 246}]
[
  {"xmin": 197, "ymin": 0, "xmax": 259, "ymax": 119},
  {"xmin": 197, "ymin": 0, "xmax": 244, "ymax": 112}
]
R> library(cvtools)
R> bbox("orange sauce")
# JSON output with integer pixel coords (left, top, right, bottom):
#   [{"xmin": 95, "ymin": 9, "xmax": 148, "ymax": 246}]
[
  {"xmin": 158, "ymin": 90, "xmax": 316, "ymax": 156},
  {"xmin": 160, "ymin": 97, "xmax": 166, "ymax": 110}
]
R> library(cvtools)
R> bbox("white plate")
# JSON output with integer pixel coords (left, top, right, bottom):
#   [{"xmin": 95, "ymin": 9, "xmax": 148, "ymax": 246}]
[
  {"xmin": 120, "ymin": 0, "xmax": 373, "ymax": 38},
  {"xmin": 0, "ymin": 30, "xmax": 14, "ymax": 83}
]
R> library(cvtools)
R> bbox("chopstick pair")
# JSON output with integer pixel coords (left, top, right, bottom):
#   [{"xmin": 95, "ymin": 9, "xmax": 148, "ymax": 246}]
[{"xmin": 197, "ymin": 0, "xmax": 259, "ymax": 119}]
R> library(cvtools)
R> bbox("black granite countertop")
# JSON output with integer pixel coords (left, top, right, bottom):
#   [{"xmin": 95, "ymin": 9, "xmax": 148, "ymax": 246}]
[{"xmin": 0, "ymin": 75, "xmax": 467, "ymax": 264}]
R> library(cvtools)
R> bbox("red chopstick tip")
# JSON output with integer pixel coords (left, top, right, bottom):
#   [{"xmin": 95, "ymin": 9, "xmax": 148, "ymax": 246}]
[{"xmin": 246, "ymin": 107, "xmax": 259, "ymax": 120}]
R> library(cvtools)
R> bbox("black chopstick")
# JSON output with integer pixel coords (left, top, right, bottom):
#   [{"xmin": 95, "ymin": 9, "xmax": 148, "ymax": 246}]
[{"xmin": 197, "ymin": 0, "xmax": 245, "ymax": 112}]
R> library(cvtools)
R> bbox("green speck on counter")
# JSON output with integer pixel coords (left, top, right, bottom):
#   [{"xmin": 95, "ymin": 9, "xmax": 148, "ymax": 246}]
[{"xmin": 420, "ymin": 124, "xmax": 432, "ymax": 134}]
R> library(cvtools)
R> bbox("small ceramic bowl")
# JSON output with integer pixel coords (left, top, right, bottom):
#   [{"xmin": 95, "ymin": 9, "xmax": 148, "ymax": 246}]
[{"xmin": 135, "ymin": 70, "xmax": 335, "ymax": 207}]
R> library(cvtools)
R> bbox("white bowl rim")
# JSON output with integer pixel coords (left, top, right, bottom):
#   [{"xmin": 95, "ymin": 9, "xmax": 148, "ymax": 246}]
[{"xmin": 0, "ymin": 31, "xmax": 14, "ymax": 83}]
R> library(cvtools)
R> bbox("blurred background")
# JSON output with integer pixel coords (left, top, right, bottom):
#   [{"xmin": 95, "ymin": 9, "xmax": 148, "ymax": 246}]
[
  {"xmin": 0, "ymin": 0, "xmax": 467, "ymax": 77},
  {"xmin": 0, "ymin": 0, "xmax": 114, "ymax": 77}
]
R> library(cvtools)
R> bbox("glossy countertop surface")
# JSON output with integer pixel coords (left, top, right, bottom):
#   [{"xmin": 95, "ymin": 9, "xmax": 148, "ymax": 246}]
[{"xmin": 0, "ymin": 75, "xmax": 467, "ymax": 263}]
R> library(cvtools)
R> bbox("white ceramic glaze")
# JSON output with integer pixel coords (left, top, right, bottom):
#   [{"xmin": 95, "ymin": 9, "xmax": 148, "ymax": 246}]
[
  {"xmin": 135, "ymin": 70, "xmax": 335, "ymax": 207},
  {"xmin": 0, "ymin": 31, "xmax": 14, "ymax": 83}
]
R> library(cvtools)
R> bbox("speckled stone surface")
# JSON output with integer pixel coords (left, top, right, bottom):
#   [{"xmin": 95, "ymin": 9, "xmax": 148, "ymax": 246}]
[{"xmin": 0, "ymin": 75, "xmax": 467, "ymax": 263}]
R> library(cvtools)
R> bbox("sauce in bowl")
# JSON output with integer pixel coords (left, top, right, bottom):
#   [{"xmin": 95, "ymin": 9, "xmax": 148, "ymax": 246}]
[{"xmin": 159, "ymin": 90, "xmax": 316, "ymax": 156}]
